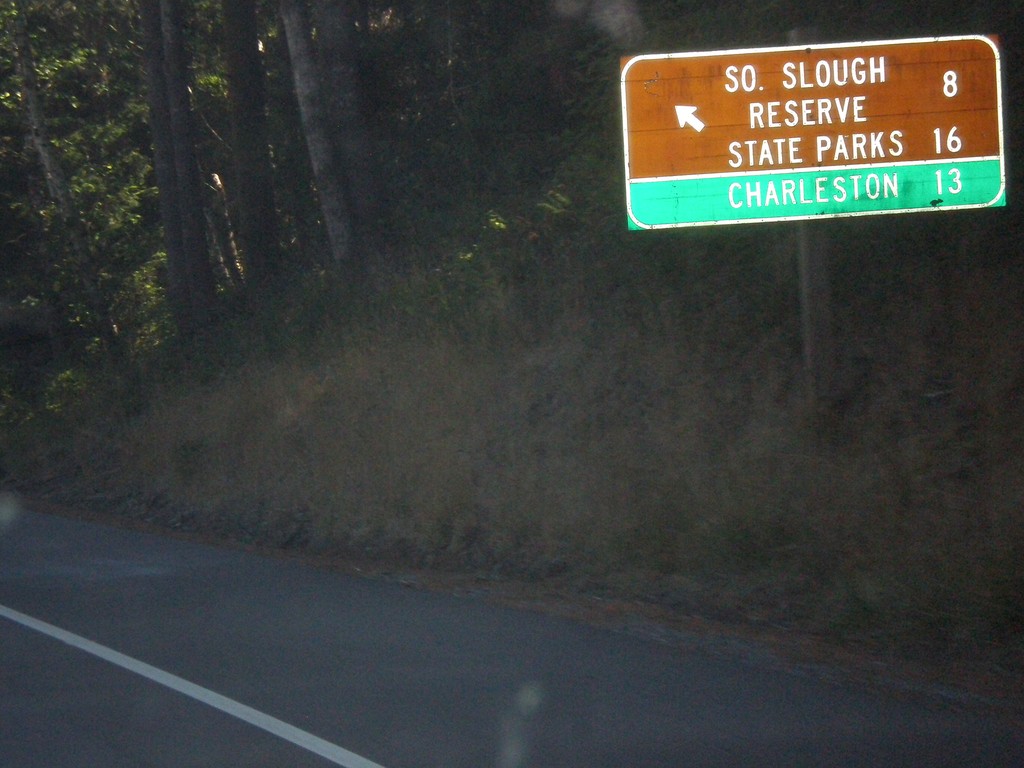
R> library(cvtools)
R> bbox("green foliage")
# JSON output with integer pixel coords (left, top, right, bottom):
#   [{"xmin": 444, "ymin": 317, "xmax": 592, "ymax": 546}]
[
  {"xmin": 1, "ymin": 0, "xmax": 160, "ymax": 355},
  {"xmin": 43, "ymin": 366, "xmax": 88, "ymax": 414},
  {"xmin": 110, "ymin": 252, "xmax": 175, "ymax": 361}
]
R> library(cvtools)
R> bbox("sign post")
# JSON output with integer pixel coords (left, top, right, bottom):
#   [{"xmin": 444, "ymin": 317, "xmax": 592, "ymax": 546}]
[{"xmin": 620, "ymin": 35, "xmax": 1005, "ymax": 229}]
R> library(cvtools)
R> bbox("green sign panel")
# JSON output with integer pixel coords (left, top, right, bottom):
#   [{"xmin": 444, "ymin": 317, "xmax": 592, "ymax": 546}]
[{"xmin": 627, "ymin": 159, "xmax": 1004, "ymax": 229}]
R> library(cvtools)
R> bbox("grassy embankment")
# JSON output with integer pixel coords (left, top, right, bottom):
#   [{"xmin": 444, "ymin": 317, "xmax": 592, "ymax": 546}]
[{"xmin": 6, "ymin": 202, "xmax": 1022, "ymax": 676}]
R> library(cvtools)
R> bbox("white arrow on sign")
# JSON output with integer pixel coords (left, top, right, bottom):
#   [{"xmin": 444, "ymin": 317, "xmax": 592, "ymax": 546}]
[{"xmin": 674, "ymin": 105, "xmax": 705, "ymax": 132}]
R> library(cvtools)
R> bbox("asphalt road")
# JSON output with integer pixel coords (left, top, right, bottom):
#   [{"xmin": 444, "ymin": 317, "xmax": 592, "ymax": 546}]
[{"xmin": 1, "ymin": 502, "xmax": 1021, "ymax": 768}]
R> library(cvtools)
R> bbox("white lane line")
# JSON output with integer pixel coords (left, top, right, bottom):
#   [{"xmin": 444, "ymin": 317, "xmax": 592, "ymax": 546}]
[{"xmin": 0, "ymin": 603, "xmax": 387, "ymax": 768}]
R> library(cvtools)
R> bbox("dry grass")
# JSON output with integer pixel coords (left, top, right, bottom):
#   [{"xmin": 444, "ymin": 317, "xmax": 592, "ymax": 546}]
[
  {"xmin": 106, "ymin": 289, "xmax": 1023, "ymax": 664},
  {"xmin": 4, "ymin": 237, "xmax": 1018, "ymax": 670}
]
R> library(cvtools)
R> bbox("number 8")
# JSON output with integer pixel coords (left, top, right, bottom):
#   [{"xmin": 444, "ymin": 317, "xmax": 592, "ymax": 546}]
[{"xmin": 943, "ymin": 70, "xmax": 958, "ymax": 98}]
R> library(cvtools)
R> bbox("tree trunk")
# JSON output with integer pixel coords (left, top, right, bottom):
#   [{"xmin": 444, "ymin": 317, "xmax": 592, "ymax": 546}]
[
  {"xmin": 160, "ymin": 0, "xmax": 217, "ymax": 328},
  {"xmin": 279, "ymin": 0, "xmax": 356, "ymax": 278},
  {"xmin": 221, "ymin": 0, "xmax": 281, "ymax": 293},
  {"xmin": 139, "ymin": 0, "xmax": 217, "ymax": 336},
  {"xmin": 208, "ymin": 172, "xmax": 244, "ymax": 287},
  {"xmin": 13, "ymin": 12, "xmax": 76, "ymax": 231},
  {"xmin": 139, "ymin": 0, "xmax": 219, "ymax": 335},
  {"xmin": 139, "ymin": 0, "xmax": 190, "ymax": 333},
  {"xmin": 313, "ymin": 0, "xmax": 379, "ymax": 234}
]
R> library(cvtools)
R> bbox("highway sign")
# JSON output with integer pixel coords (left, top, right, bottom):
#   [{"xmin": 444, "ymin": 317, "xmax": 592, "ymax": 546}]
[{"xmin": 620, "ymin": 36, "xmax": 1005, "ymax": 229}]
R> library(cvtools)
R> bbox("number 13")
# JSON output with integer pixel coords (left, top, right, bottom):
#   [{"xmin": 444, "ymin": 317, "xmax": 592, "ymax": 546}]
[{"xmin": 936, "ymin": 168, "xmax": 963, "ymax": 195}]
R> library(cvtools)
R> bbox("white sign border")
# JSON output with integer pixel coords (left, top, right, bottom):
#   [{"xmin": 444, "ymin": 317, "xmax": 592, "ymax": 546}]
[{"xmin": 620, "ymin": 34, "xmax": 1006, "ymax": 229}]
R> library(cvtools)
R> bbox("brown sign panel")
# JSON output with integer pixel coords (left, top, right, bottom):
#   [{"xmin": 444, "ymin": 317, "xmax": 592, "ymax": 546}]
[{"xmin": 622, "ymin": 36, "xmax": 1002, "ymax": 179}]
